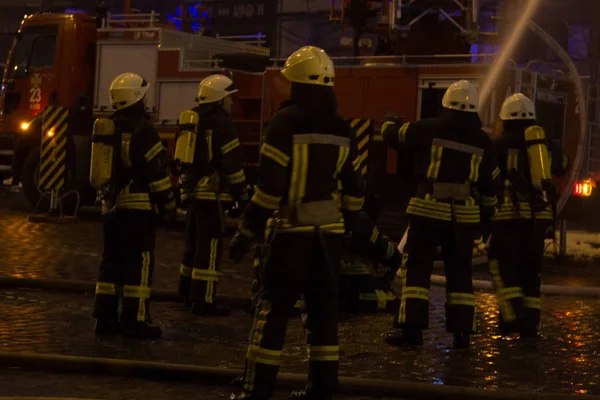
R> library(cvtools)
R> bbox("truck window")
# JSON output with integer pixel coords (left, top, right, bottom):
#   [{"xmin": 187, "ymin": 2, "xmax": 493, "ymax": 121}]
[
  {"xmin": 28, "ymin": 35, "xmax": 56, "ymax": 72},
  {"xmin": 7, "ymin": 24, "xmax": 58, "ymax": 79}
]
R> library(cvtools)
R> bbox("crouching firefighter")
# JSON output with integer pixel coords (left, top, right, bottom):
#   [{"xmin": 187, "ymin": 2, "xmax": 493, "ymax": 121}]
[
  {"xmin": 228, "ymin": 46, "xmax": 365, "ymax": 400},
  {"xmin": 488, "ymin": 93, "xmax": 569, "ymax": 339},
  {"xmin": 175, "ymin": 74, "xmax": 246, "ymax": 317},
  {"xmin": 381, "ymin": 80, "xmax": 500, "ymax": 350},
  {"xmin": 339, "ymin": 211, "xmax": 401, "ymax": 313},
  {"xmin": 90, "ymin": 72, "xmax": 176, "ymax": 339},
  {"xmin": 249, "ymin": 210, "xmax": 401, "ymax": 315}
]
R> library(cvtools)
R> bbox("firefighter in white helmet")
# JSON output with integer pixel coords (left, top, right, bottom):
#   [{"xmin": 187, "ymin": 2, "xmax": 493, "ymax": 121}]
[
  {"xmin": 488, "ymin": 93, "xmax": 569, "ymax": 339},
  {"xmin": 174, "ymin": 74, "xmax": 246, "ymax": 316},
  {"xmin": 381, "ymin": 80, "xmax": 501, "ymax": 349},
  {"xmin": 91, "ymin": 72, "xmax": 176, "ymax": 339},
  {"xmin": 228, "ymin": 46, "xmax": 364, "ymax": 400}
]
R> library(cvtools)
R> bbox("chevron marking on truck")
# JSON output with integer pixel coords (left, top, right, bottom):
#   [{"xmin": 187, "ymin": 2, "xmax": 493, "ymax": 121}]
[
  {"xmin": 349, "ymin": 119, "xmax": 373, "ymax": 177},
  {"xmin": 39, "ymin": 106, "xmax": 69, "ymax": 192}
]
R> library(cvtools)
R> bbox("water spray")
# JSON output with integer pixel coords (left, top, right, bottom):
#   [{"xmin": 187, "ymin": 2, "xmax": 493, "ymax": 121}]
[{"xmin": 479, "ymin": 0, "xmax": 544, "ymax": 108}]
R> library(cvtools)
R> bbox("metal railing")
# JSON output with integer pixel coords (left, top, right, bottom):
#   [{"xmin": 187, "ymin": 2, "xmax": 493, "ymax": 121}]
[
  {"xmin": 215, "ymin": 33, "xmax": 268, "ymax": 48},
  {"xmin": 98, "ymin": 12, "xmax": 161, "ymax": 31},
  {"xmin": 268, "ymin": 53, "xmax": 499, "ymax": 67}
]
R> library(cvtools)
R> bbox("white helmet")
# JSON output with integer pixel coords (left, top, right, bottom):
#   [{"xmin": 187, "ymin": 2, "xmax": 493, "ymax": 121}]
[
  {"xmin": 109, "ymin": 72, "xmax": 149, "ymax": 111},
  {"xmin": 500, "ymin": 93, "xmax": 536, "ymax": 120},
  {"xmin": 197, "ymin": 74, "xmax": 238, "ymax": 104},
  {"xmin": 281, "ymin": 46, "xmax": 335, "ymax": 87},
  {"xmin": 442, "ymin": 80, "xmax": 479, "ymax": 113}
]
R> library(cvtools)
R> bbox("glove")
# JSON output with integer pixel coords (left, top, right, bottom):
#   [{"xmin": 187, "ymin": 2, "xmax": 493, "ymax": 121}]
[{"xmin": 229, "ymin": 231, "xmax": 252, "ymax": 264}]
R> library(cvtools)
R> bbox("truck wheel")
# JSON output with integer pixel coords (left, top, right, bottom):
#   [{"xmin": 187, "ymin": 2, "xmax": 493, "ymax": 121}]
[{"xmin": 21, "ymin": 146, "xmax": 79, "ymax": 215}]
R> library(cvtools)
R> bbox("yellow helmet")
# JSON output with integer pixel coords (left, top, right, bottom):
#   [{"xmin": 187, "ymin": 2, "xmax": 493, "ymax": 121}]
[
  {"xmin": 500, "ymin": 93, "xmax": 536, "ymax": 120},
  {"xmin": 197, "ymin": 74, "xmax": 238, "ymax": 104},
  {"xmin": 441, "ymin": 80, "xmax": 479, "ymax": 113},
  {"xmin": 281, "ymin": 46, "xmax": 335, "ymax": 87},
  {"xmin": 109, "ymin": 72, "xmax": 149, "ymax": 111}
]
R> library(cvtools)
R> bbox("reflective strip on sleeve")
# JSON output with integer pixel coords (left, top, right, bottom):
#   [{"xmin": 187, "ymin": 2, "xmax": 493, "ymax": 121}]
[
  {"xmin": 469, "ymin": 154, "xmax": 483, "ymax": 183},
  {"xmin": 251, "ymin": 188, "xmax": 282, "ymax": 210},
  {"xmin": 351, "ymin": 157, "xmax": 360, "ymax": 172},
  {"xmin": 341, "ymin": 195, "xmax": 364, "ymax": 211},
  {"xmin": 561, "ymin": 154, "xmax": 569, "ymax": 170},
  {"xmin": 492, "ymin": 167, "xmax": 501, "ymax": 180},
  {"xmin": 225, "ymin": 169, "xmax": 246, "ymax": 185},
  {"xmin": 426, "ymin": 145, "xmax": 443, "ymax": 181},
  {"xmin": 221, "ymin": 138, "xmax": 241, "ymax": 155},
  {"xmin": 335, "ymin": 146, "xmax": 350, "ymax": 177},
  {"xmin": 261, "ymin": 143, "xmax": 290, "ymax": 167},
  {"xmin": 398, "ymin": 123, "xmax": 410, "ymax": 144},
  {"xmin": 369, "ymin": 227, "xmax": 379, "ymax": 244},
  {"xmin": 145, "ymin": 142, "xmax": 164, "ymax": 162},
  {"xmin": 149, "ymin": 176, "xmax": 172, "ymax": 193}
]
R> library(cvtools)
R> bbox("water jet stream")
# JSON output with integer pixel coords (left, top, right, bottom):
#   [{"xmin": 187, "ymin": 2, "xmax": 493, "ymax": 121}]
[{"xmin": 479, "ymin": 0, "xmax": 544, "ymax": 108}]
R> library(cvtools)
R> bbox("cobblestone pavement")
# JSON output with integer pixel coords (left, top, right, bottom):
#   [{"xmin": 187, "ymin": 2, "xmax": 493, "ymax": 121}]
[
  {"xmin": 0, "ymin": 288, "xmax": 598, "ymax": 395},
  {"xmin": 0, "ymin": 369, "xmax": 402, "ymax": 400},
  {"xmin": 2, "ymin": 204, "xmax": 600, "ymax": 289},
  {"xmin": 0, "ymin": 207, "xmax": 253, "ymax": 297}
]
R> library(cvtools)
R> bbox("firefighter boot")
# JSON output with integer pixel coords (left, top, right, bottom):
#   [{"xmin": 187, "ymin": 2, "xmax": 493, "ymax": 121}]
[
  {"xmin": 94, "ymin": 318, "xmax": 120, "ymax": 336},
  {"xmin": 384, "ymin": 328, "xmax": 423, "ymax": 347},
  {"xmin": 230, "ymin": 392, "xmax": 268, "ymax": 400},
  {"xmin": 453, "ymin": 333, "xmax": 470, "ymax": 349},
  {"xmin": 192, "ymin": 301, "xmax": 230, "ymax": 317},
  {"xmin": 288, "ymin": 390, "xmax": 332, "ymax": 400},
  {"xmin": 121, "ymin": 322, "xmax": 163, "ymax": 339}
]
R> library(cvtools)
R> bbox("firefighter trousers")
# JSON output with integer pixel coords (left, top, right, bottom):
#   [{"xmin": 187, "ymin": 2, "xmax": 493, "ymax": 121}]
[
  {"xmin": 179, "ymin": 200, "xmax": 224, "ymax": 305},
  {"xmin": 93, "ymin": 210, "xmax": 156, "ymax": 324},
  {"xmin": 488, "ymin": 220, "xmax": 546, "ymax": 334},
  {"xmin": 242, "ymin": 231, "xmax": 344, "ymax": 399},
  {"xmin": 396, "ymin": 219, "xmax": 477, "ymax": 333}
]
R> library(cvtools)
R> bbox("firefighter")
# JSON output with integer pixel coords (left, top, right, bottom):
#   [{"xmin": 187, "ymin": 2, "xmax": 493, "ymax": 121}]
[
  {"xmin": 175, "ymin": 74, "xmax": 246, "ymax": 317},
  {"xmin": 488, "ymin": 93, "xmax": 569, "ymax": 339},
  {"xmin": 381, "ymin": 80, "xmax": 500, "ymax": 350},
  {"xmin": 91, "ymin": 72, "xmax": 176, "ymax": 339},
  {"xmin": 228, "ymin": 46, "xmax": 365, "ymax": 400},
  {"xmin": 248, "ymin": 210, "xmax": 400, "ymax": 315}
]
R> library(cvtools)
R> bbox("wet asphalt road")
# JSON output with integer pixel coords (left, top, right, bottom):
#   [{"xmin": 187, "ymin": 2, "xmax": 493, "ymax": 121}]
[{"xmin": 0, "ymin": 197, "xmax": 600, "ymax": 396}]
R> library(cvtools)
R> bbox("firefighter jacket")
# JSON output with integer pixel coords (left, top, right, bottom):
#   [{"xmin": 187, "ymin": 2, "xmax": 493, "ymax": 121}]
[
  {"xmin": 492, "ymin": 122, "xmax": 569, "ymax": 222},
  {"xmin": 240, "ymin": 89, "xmax": 365, "ymax": 237},
  {"xmin": 180, "ymin": 104, "xmax": 246, "ymax": 203},
  {"xmin": 111, "ymin": 103, "xmax": 176, "ymax": 213},
  {"xmin": 382, "ymin": 109, "xmax": 500, "ymax": 226}
]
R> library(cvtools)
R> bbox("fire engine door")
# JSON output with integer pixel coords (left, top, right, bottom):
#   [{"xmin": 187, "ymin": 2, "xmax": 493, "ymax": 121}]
[{"xmin": 10, "ymin": 24, "xmax": 61, "ymax": 115}]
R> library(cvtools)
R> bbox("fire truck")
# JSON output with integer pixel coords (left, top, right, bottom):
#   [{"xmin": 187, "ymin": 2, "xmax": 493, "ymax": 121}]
[{"xmin": 0, "ymin": 5, "xmax": 592, "ymax": 224}]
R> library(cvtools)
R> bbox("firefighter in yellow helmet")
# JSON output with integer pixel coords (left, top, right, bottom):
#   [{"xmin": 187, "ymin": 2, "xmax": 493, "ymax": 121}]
[
  {"xmin": 175, "ymin": 74, "xmax": 246, "ymax": 316},
  {"xmin": 228, "ymin": 46, "xmax": 365, "ymax": 400},
  {"xmin": 91, "ymin": 72, "xmax": 176, "ymax": 339},
  {"xmin": 381, "ymin": 80, "xmax": 501, "ymax": 349},
  {"xmin": 488, "ymin": 93, "xmax": 569, "ymax": 339}
]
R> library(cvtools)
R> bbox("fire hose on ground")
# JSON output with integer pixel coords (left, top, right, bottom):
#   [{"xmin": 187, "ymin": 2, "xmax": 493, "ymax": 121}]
[{"xmin": 0, "ymin": 351, "xmax": 597, "ymax": 400}]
